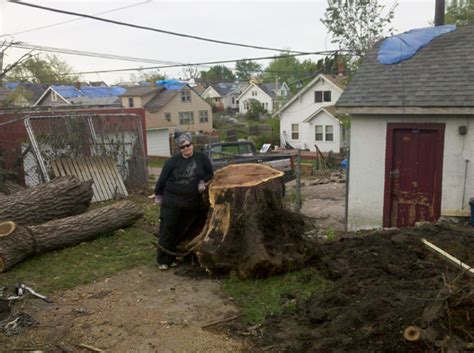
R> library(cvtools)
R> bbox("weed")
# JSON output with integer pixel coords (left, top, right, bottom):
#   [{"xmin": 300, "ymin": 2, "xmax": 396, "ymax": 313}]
[
  {"xmin": 222, "ymin": 268, "xmax": 327, "ymax": 325},
  {"xmin": 326, "ymin": 227, "xmax": 335, "ymax": 241}
]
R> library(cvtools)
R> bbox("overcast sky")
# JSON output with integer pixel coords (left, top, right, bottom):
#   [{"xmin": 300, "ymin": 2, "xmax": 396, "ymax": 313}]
[{"xmin": 0, "ymin": 0, "xmax": 436, "ymax": 84}]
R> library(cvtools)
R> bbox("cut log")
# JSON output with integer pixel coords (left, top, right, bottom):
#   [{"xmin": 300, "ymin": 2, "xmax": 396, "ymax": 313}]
[
  {"xmin": 0, "ymin": 180, "xmax": 26, "ymax": 195},
  {"xmin": 0, "ymin": 201, "xmax": 143, "ymax": 272},
  {"xmin": 0, "ymin": 176, "xmax": 93, "ymax": 226},
  {"xmin": 185, "ymin": 163, "xmax": 313, "ymax": 278}
]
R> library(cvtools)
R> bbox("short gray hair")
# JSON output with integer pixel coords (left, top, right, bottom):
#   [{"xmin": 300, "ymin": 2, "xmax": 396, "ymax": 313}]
[{"xmin": 175, "ymin": 131, "xmax": 192, "ymax": 146}]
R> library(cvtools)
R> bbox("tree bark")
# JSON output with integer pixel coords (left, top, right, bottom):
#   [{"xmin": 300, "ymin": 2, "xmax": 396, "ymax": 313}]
[
  {"xmin": 184, "ymin": 163, "xmax": 314, "ymax": 278},
  {"xmin": 0, "ymin": 176, "xmax": 93, "ymax": 226},
  {"xmin": 0, "ymin": 201, "xmax": 143, "ymax": 272}
]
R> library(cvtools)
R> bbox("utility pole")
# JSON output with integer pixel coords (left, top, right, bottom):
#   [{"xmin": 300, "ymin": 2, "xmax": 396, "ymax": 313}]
[
  {"xmin": 0, "ymin": 51, "xmax": 4, "ymax": 85},
  {"xmin": 435, "ymin": 0, "xmax": 445, "ymax": 26}
]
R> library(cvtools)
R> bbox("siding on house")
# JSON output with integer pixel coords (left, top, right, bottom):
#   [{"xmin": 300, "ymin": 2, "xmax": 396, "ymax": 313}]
[
  {"xmin": 347, "ymin": 114, "xmax": 474, "ymax": 230},
  {"xmin": 146, "ymin": 88, "xmax": 212, "ymax": 133}
]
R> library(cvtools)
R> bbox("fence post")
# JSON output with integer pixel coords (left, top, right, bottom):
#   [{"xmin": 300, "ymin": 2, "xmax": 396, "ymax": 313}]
[{"xmin": 295, "ymin": 149, "xmax": 301, "ymax": 212}]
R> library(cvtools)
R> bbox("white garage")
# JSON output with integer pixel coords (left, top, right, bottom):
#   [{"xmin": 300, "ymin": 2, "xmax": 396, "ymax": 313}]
[{"xmin": 146, "ymin": 128, "xmax": 170, "ymax": 157}]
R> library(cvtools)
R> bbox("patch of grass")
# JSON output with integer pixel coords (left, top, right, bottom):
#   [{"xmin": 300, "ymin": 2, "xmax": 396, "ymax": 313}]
[
  {"xmin": 148, "ymin": 159, "xmax": 166, "ymax": 168},
  {"xmin": 0, "ymin": 227, "xmax": 156, "ymax": 294},
  {"xmin": 222, "ymin": 268, "xmax": 327, "ymax": 325}
]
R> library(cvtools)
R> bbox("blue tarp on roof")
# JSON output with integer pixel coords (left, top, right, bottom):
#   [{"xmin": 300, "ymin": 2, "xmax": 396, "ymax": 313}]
[
  {"xmin": 4, "ymin": 83, "xmax": 19, "ymax": 89},
  {"xmin": 378, "ymin": 25, "xmax": 456, "ymax": 65},
  {"xmin": 156, "ymin": 79, "xmax": 186, "ymax": 91},
  {"xmin": 52, "ymin": 85, "xmax": 126, "ymax": 98}
]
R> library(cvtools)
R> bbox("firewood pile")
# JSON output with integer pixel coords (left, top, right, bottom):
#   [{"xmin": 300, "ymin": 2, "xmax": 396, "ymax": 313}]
[{"xmin": 0, "ymin": 176, "xmax": 143, "ymax": 272}]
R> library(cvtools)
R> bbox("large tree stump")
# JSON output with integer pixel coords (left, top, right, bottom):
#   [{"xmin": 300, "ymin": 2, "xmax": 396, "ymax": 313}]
[
  {"xmin": 0, "ymin": 201, "xmax": 143, "ymax": 272},
  {"xmin": 0, "ymin": 176, "xmax": 93, "ymax": 226},
  {"xmin": 185, "ymin": 163, "xmax": 313, "ymax": 278}
]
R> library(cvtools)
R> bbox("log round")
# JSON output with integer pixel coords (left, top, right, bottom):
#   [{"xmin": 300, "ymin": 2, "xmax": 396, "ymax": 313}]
[
  {"xmin": 0, "ymin": 201, "xmax": 143, "ymax": 272},
  {"xmin": 185, "ymin": 163, "xmax": 313, "ymax": 278},
  {"xmin": 0, "ymin": 176, "xmax": 93, "ymax": 226}
]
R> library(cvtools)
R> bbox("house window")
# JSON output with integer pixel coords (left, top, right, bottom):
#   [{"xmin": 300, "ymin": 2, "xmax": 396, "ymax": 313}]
[
  {"xmin": 51, "ymin": 91, "xmax": 57, "ymax": 102},
  {"xmin": 179, "ymin": 112, "xmax": 194, "ymax": 125},
  {"xmin": 232, "ymin": 97, "xmax": 235, "ymax": 104},
  {"xmin": 324, "ymin": 91, "xmax": 332, "ymax": 102},
  {"xmin": 315, "ymin": 125, "xmax": 323, "ymax": 141},
  {"xmin": 164, "ymin": 112, "xmax": 171, "ymax": 122},
  {"xmin": 214, "ymin": 98, "xmax": 220, "ymax": 103},
  {"xmin": 265, "ymin": 102, "xmax": 268, "ymax": 110},
  {"xmin": 315, "ymin": 90, "xmax": 332, "ymax": 103},
  {"xmin": 244, "ymin": 101, "xmax": 248, "ymax": 110},
  {"xmin": 252, "ymin": 90, "xmax": 257, "ymax": 96},
  {"xmin": 199, "ymin": 110, "xmax": 209, "ymax": 123},
  {"xmin": 181, "ymin": 90, "xmax": 191, "ymax": 102},
  {"xmin": 291, "ymin": 124, "xmax": 299, "ymax": 140},
  {"xmin": 325, "ymin": 125, "xmax": 334, "ymax": 141},
  {"xmin": 128, "ymin": 97, "xmax": 134, "ymax": 108}
]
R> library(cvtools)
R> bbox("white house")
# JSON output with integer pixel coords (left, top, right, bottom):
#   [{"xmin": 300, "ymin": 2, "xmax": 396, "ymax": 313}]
[
  {"xmin": 274, "ymin": 74, "xmax": 346, "ymax": 153},
  {"xmin": 336, "ymin": 25, "xmax": 474, "ymax": 230},
  {"xmin": 237, "ymin": 82, "xmax": 289, "ymax": 115},
  {"xmin": 201, "ymin": 82, "xmax": 246, "ymax": 111}
]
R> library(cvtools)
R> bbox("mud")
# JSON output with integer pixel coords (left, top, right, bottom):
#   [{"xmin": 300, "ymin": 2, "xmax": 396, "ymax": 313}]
[{"xmin": 250, "ymin": 222, "xmax": 474, "ymax": 353}]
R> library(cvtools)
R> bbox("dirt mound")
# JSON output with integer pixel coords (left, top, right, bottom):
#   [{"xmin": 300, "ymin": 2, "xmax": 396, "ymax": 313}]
[{"xmin": 255, "ymin": 223, "xmax": 474, "ymax": 353}]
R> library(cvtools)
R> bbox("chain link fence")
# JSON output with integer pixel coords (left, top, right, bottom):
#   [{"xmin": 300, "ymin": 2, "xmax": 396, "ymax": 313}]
[{"xmin": 0, "ymin": 112, "xmax": 147, "ymax": 190}]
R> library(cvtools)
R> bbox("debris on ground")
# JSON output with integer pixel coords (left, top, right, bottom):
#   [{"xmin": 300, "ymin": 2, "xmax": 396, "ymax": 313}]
[{"xmin": 247, "ymin": 223, "xmax": 474, "ymax": 353}]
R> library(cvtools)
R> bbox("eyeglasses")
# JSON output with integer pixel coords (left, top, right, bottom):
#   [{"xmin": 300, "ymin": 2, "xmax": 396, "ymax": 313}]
[{"xmin": 179, "ymin": 143, "xmax": 192, "ymax": 150}]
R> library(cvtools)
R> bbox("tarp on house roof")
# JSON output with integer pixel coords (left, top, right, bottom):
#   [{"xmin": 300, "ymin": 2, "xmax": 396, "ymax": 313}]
[
  {"xmin": 52, "ymin": 85, "xmax": 83, "ymax": 98},
  {"xmin": 378, "ymin": 25, "xmax": 456, "ymax": 65},
  {"xmin": 52, "ymin": 85, "xmax": 126, "ymax": 99},
  {"xmin": 156, "ymin": 79, "xmax": 186, "ymax": 90}
]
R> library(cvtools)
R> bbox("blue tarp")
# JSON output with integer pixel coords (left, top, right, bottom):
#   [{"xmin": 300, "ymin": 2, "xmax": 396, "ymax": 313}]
[
  {"xmin": 156, "ymin": 79, "xmax": 186, "ymax": 91},
  {"xmin": 4, "ymin": 83, "xmax": 19, "ymax": 89},
  {"xmin": 51, "ymin": 85, "xmax": 125, "ymax": 98},
  {"xmin": 377, "ymin": 25, "xmax": 456, "ymax": 65}
]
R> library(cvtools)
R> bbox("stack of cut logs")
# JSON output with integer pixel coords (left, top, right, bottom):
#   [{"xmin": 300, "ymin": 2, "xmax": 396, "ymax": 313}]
[{"xmin": 0, "ymin": 176, "xmax": 143, "ymax": 272}]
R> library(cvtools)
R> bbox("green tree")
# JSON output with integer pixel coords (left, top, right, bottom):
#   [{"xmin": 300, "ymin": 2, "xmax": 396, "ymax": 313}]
[
  {"xmin": 446, "ymin": 0, "xmax": 474, "ymax": 25},
  {"xmin": 235, "ymin": 59, "xmax": 262, "ymax": 81},
  {"xmin": 246, "ymin": 99, "xmax": 267, "ymax": 121},
  {"xmin": 7, "ymin": 54, "xmax": 79, "ymax": 84},
  {"xmin": 200, "ymin": 65, "xmax": 235, "ymax": 83},
  {"xmin": 322, "ymin": 0, "xmax": 396, "ymax": 63},
  {"xmin": 262, "ymin": 53, "xmax": 319, "ymax": 93},
  {"xmin": 129, "ymin": 69, "xmax": 165, "ymax": 83}
]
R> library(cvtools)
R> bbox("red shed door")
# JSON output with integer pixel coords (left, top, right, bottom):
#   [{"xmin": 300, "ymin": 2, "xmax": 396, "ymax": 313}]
[{"xmin": 384, "ymin": 124, "xmax": 445, "ymax": 228}]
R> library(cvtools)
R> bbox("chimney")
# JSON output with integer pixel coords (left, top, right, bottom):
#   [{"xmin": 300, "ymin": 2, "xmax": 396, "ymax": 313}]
[
  {"xmin": 337, "ymin": 61, "xmax": 345, "ymax": 76},
  {"xmin": 74, "ymin": 81, "xmax": 81, "ymax": 90},
  {"xmin": 435, "ymin": 0, "xmax": 445, "ymax": 26}
]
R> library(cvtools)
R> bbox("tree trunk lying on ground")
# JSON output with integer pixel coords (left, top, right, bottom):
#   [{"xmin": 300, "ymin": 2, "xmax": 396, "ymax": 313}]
[
  {"xmin": 0, "ymin": 181, "xmax": 26, "ymax": 195},
  {"xmin": 0, "ymin": 176, "xmax": 93, "ymax": 226},
  {"xmin": 0, "ymin": 201, "xmax": 143, "ymax": 272},
  {"xmin": 184, "ymin": 163, "xmax": 314, "ymax": 278}
]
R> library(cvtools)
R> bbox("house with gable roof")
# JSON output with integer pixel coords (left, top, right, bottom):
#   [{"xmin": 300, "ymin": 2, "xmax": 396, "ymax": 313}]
[
  {"xmin": 34, "ymin": 85, "xmax": 126, "ymax": 107},
  {"xmin": 0, "ymin": 83, "xmax": 48, "ymax": 107},
  {"xmin": 273, "ymin": 74, "xmax": 346, "ymax": 152},
  {"xmin": 336, "ymin": 25, "xmax": 474, "ymax": 230},
  {"xmin": 201, "ymin": 82, "xmax": 248, "ymax": 111},
  {"xmin": 120, "ymin": 81, "xmax": 213, "ymax": 156},
  {"xmin": 237, "ymin": 82, "xmax": 290, "ymax": 115}
]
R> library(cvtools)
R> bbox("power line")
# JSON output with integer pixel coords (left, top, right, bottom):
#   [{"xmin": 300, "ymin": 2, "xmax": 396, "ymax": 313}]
[
  {"xmin": 9, "ymin": 51, "xmax": 338, "ymax": 79},
  {"xmin": 9, "ymin": 0, "xmax": 309, "ymax": 54},
  {"xmin": 2, "ymin": 1, "xmax": 151, "ymax": 37},
  {"xmin": 11, "ymin": 42, "xmax": 196, "ymax": 66}
]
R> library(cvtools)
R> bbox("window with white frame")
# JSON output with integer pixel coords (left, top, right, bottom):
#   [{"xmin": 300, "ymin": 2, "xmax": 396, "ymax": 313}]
[
  {"xmin": 164, "ymin": 112, "xmax": 171, "ymax": 122},
  {"xmin": 199, "ymin": 110, "xmax": 208, "ymax": 123},
  {"xmin": 244, "ymin": 101, "xmax": 248, "ymax": 110},
  {"xmin": 291, "ymin": 124, "xmax": 299, "ymax": 140},
  {"xmin": 265, "ymin": 102, "xmax": 268, "ymax": 110},
  {"xmin": 232, "ymin": 97, "xmax": 235, "ymax": 104},
  {"xmin": 314, "ymin": 90, "xmax": 332, "ymax": 103},
  {"xmin": 325, "ymin": 125, "xmax": 334, "ymax": 141},
  {"xmin": 51, "ymin": 91, "xmax": 57, "ymax": 102},
  {"xmin": 179, "ymin": 112, "xmax": 194, "ymax": 125},
  {"xmin": 181, "ymin": 89, "xmax": 191, "ymax": 102},
  {"xmin": 315, "ymin": 125, "xmax": 323, "ymax": 141},
  {"xmin": 252, "ymin": 90, "xmax": 257, "ymax": 96},
  {"xmin": 128, "ymin": 97, "xmax": 134, "ymax": 108}
]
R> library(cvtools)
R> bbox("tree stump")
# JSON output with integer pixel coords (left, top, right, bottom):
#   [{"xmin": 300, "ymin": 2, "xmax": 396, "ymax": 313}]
[
  {"xmin": 0, "ymin": 176, "xmax": 93, "ymax": 226},
  {"xmin": 185, "ymin": 163, "xmax": 313, "ymax": 278},
  {"xmin": 0, "ymin": 201, "xmax": 143, "ymax": 272}
]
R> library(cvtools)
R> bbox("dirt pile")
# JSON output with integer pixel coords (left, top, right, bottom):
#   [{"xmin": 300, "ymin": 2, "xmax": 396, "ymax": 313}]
[{"xmin": 256, "ymin": 223, "xmax": 474, "ymax": 353}]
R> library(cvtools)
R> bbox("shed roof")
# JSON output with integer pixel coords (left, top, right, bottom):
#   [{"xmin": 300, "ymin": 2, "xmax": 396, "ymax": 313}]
[{"xmin": 336, "ymin": 25, "xmax": 474, "ymax": 108}]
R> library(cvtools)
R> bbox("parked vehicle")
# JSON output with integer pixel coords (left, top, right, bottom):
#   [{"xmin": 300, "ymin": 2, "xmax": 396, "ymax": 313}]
[{"xmin": 203, "ymin": 141, "xmax": 295, "ymax": 182}]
